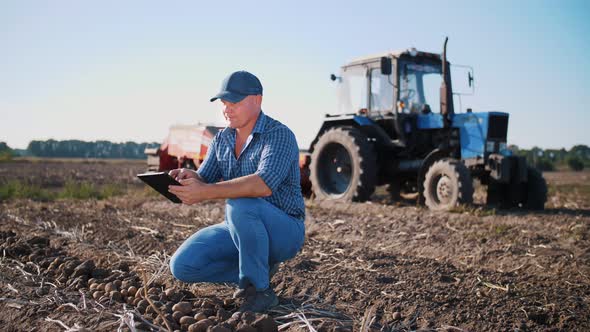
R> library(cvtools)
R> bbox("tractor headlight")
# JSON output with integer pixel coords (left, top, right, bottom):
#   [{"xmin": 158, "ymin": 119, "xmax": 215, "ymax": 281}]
[
  {"xmin": 486, "ymin": 141, "xmax": 496, "ymax": 152},
  {"xmin": 499, "ymin": 142, "xmax": 507, "ymax": 152}
]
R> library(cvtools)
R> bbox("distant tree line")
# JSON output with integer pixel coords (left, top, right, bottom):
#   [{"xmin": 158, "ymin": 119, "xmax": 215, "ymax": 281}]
[
  {"xmin": 0, "ymin": 142, "xmax": 11, "ymax": 152},
  {"xmin": 24, "ymin": 140, "xmax": 159, "ymax": 159},
  {"xmin": 2, "ymin": 140, "xmax": 589, "ymax": 168},
  {"xmin": 0, "ymin": 142, "xmax": 14, "ymax": 161},
  {"xmin": 511, "ymin": 144, "xmax": 589, "ymax": 171}
]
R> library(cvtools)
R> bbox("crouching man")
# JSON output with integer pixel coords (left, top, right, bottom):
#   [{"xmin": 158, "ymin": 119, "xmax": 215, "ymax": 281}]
[{"xmin": 168, "ymin": 70, "xmax": 305, "ymax": 312}]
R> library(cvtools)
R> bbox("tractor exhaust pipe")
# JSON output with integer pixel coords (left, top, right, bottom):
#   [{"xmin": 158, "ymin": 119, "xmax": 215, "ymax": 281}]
[{"xmin": 440, "ymin": 37, "xmax": 454, "ymax": 127}]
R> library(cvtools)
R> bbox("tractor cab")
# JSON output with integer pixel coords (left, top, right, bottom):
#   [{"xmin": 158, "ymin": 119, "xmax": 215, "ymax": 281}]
[{"xmin": 334, "ymin": 49, "xmax": 446, "ymax": 146}]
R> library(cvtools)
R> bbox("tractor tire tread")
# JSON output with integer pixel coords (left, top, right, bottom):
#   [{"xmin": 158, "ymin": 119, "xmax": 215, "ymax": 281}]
[
  {"xmin": 309, "ymin": 126, "xmax": 376, "ymax": 202},
  {"xmin": 423, "ymin": 158, "xmax": 474, "ymax": 211}
]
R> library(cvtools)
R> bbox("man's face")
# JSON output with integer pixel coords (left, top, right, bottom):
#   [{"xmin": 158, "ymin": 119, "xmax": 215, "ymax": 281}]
[{"xmin": 221, "ymin": 95, "xmax": 262, "ymax": 129}]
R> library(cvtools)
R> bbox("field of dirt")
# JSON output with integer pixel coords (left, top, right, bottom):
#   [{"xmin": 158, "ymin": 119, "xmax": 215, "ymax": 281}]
[{"xmin": 1, "ymin": 159, "xmax": 589, "ymax": 331}]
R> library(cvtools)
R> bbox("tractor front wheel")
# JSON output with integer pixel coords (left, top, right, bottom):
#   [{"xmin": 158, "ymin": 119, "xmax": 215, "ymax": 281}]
[
  {"xmin": 423, "ymin": 159, "xmax": 474, "ymax": 210},
  {"xmin": 486, "ymin": 166, "xmax": 547, "ymax": 210},
  {"xmin": 182, "ymin": 159, "xmax": 197, "ymax": 170},
  {"xmin": 309, "ymin": 127, "xmax": 376, "ymax": 202}
]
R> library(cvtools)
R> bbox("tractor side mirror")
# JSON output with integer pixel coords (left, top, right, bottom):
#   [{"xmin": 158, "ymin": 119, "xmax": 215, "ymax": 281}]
[
  {"xmin": 330, "ymin": 74, "xmax": 342, "ymax": 82},
  {"xmin": 380, "ymin": 57, "xmax": 392, "ymax": 75}
]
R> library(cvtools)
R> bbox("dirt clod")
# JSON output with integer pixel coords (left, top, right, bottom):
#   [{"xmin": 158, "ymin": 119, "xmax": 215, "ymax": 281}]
[
  {"xmin": 217, "ymin": 307, "xmax": 231, "ymax": 321},
  {"xmin": 236, "ymin": 324, "xmax": 257, "ymax": 332},
  {"xmin": 110, "ymin": 290, "xmax": 123, "ymax": 302},
  {"xmin": 172, "ymin": 301, "xmax": 193, "ymax": 315},
  {"xmin": 209, "ymin": 325, "xmax": 232, "ymax": 332},
  {"xmin": 194, "ymin": 312, "xmax": 208, "ymax": 321},
  {"xmin": 92, "ymin": 291, "xmax": 104, "ymax": 300},
  {"xmin": 180, "ymin": 316, "xmax": 196, "ymax": 326},
  {"xmin": 172, "ymin": 310, "xmax": 186, "ymax": 322},
  {"xmin": 91, "ymin": 268, "xmax": 109, "ymax": 279},
  {"xmin": 127, "ymin": 285, "xmax": 138, "ymax": 297},
  {"xmin": 72, "ymin": 259, "xmax": 95, "ymax": 277},
  {"xmin": 241, "ymin": 311, "xmax": 256, "ymax": 325},
  {"xmin": 252, "ymin": 314, "xmax": 278, "ymax": 332},
  {"xmin": 188, "ymin": 318, "xmax": 214, "ymax": 332}
]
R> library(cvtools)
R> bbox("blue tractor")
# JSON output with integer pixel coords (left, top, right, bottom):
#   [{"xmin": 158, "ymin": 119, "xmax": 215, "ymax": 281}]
[{"xmin": 306, "ymin": 38, "xmax": 547, "ymax": 210}]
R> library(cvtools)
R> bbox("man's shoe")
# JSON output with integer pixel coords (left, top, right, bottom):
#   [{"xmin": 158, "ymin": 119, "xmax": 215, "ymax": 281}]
[
  {"xmin": 239, "ymin": 288, "xmax": 279, "ymax": 313},
  {"xmin": 233, "ymin": 263, "xmax": 280, "ymax": 299},
  {"xmin": 233, "ymin": 284, "xmax": 256, "ymax": 299}
]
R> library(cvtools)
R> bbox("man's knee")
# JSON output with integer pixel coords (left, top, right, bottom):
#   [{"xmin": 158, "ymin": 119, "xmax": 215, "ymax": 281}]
[
  {"xmin": 169, "ymin": 251, "xmax": 190, "ymax": 282},
  {"xmin": 169, "ymin": 250, "xmax": 204, "ymax": 283}
]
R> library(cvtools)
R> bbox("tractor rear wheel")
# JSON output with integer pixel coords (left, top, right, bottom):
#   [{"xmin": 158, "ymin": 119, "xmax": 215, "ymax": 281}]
[
  {"xmin": 309, "ymin": 127, "xmax": 376, "ymax": 202},
  {"xmin": 423, "ymin": 158, "xmax": 474, "ymax": 210}
]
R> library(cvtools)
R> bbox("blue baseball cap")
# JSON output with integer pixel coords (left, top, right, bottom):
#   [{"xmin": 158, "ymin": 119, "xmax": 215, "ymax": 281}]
[{"xmin": 210, "ymin": 70, "xmax": 263, "ymax": 103}]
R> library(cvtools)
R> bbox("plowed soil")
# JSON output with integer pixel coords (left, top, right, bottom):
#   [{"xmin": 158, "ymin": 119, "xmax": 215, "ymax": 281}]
[{"xmin": 1, "ymin": 160, "xmax": 589, "ymax": 331}]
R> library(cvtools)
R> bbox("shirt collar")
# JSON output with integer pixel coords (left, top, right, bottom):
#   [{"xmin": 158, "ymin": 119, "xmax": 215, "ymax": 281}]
[{"xmin": 251, "ymin": 110, "xmax": 266, "ymax": 134}]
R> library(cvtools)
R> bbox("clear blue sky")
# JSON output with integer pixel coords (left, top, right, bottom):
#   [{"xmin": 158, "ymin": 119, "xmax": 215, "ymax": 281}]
[{"xmin": 1, "ymin": 0, "xmax": 589, "ymax": 150}]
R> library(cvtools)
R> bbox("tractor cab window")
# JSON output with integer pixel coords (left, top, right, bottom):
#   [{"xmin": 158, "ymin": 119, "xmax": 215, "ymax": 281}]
[
  {"xmin": 370, "ymin": 68, "xmax": 394, "ymax": 112},
  {"xmin": 398, "ymin": 61, "xmax": 442, "ymax": 114},
  {"xmin": 337, "ymin": 65, "xmax": 368, "ymax": 114}
]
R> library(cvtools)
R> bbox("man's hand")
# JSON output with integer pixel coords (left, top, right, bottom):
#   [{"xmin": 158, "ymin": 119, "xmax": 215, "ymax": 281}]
[
  {"xmin": 169, "ymin": 168, "xmax": 198, "ymax": 181},
  {"xmin": 168, "ymin": 177, "xmax": 210, "ymax": 205}
]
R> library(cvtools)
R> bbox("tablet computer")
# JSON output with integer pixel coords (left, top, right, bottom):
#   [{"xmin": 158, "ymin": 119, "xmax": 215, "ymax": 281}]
[{"xmin": 137, "ymin": 172, "xmax": 182, "ymax": 203}]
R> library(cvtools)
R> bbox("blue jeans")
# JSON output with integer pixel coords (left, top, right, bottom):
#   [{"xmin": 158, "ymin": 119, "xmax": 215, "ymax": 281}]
[{"xmin": 169, "ymin": 198, "xmax": 305, "ymax": 290}]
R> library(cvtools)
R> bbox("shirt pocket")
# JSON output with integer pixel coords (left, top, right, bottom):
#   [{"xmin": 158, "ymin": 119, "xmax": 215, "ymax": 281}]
[
  {"xmin": 247, "ymin": 146, "xmax": 262, "ymax": 173},
  {"xmin": 218, "ymin": 149, "xmax": 233, "ymax": 180}
]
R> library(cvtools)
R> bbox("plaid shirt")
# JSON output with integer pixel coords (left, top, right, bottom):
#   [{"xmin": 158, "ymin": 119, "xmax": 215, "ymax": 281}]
[{"xmin": 197, "ymin": 111, "xmax": 305, "ymax": 221}]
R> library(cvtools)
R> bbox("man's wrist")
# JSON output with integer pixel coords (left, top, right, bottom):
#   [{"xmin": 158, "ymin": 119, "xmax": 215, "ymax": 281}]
[
  {"xmin": 202, "ymin": 182, "xmax": 216, "ymax": 200},
  {"xmin": 194, "ymin": 171, "xmax": 204, "ymax": 181}
]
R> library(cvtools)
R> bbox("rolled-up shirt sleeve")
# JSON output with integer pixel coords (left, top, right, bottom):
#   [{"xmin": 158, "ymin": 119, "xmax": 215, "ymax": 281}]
[
  {"xmin": 197, "ymin": 134, "xmax": 222, "ymax": 183},
  {"xmin": 255, "ymin": 129, "xmax": 298, "ymax": 193}
]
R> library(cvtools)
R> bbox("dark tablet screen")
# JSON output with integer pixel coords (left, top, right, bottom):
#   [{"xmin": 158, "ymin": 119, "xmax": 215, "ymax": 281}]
[{"xmin": 137, "ymin": 172, "xmax": 182, "ymax": 203}]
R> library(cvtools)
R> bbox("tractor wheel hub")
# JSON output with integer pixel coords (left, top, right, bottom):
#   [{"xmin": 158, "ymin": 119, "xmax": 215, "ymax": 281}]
[{"xmin": 436, "ymin": 176, "xmax": 453, "ymax": 203}]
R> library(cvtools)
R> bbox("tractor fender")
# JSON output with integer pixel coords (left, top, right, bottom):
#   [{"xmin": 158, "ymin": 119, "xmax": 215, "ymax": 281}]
[
  {"xmin": 309, "ymin": 116, "xmax": 393, "ymax": 153},
  {"xmin": 417, "ymin": 148, "xmax": 451, "ymax": 203}
]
